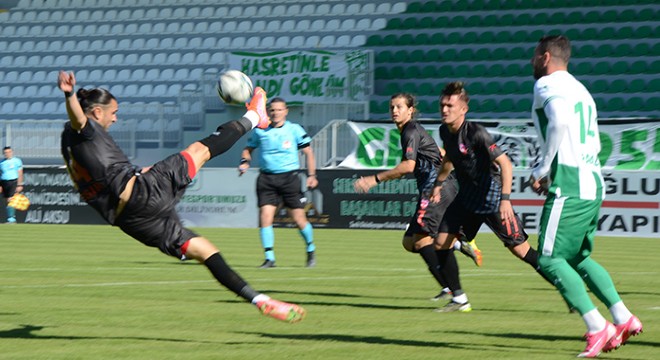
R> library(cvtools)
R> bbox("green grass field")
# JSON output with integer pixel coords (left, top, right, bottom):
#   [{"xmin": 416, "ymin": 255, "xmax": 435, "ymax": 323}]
[{"xmin": 0, "ymin": 224, "xmax": 657, "ymax": 359}]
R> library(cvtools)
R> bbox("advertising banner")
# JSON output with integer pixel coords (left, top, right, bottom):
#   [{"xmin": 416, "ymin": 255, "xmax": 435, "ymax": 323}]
[
  {"xmin": 5, "ymin": 167, "xmax": 106, "ymax": 225},
  {"xmin": 5, "ymin": 167, "xmax": 260, "ymax": 228},
  {"xmin": 228, "ymin": 50, "xmax": 371, "ymax": 103},
  {"xmin": 339, "ymin": 120, "xmax": 660, "ymax": 171},
  {"xmin": 176, "ymin": 168, "xmax": 258, "ymax": 228},
  {"xmin": 315, "ymin": 170, "xmax": 659, "ymax": 238},
  {"xmin": 11, "ymin": 164, "xmax": 658, "ymax": 237}
]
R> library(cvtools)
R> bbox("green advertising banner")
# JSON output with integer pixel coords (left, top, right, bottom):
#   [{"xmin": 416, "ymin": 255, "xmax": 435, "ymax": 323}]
[
  {"xmin": 339, "ymin": 120, "xmax": 660, "ymax": 171},
  {"xmin": 227, "ymin": 50, "xmax": 371, "ymax": 103}
]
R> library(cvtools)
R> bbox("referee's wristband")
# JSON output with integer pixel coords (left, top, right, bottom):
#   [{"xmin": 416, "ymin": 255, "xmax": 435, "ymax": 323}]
[
  {"xmin": 64, "ymin": 90, "xmax": 74, "ymax": 98},
  {"xmin": 307, "ymin": 174, "xmax": 316, "ymax": 177},
  {"xmin": 239, "ymin": 158, "xmax": 250, "ymax": 165},
  {"xmin": 501, "ymin": 193, "xmax": 511, "ymax": 201},
  {"xmin": 374, "ymin": 174, "xmax": 381, "ymax": 183},
  {"xmin": 435, "ymin": 179, "xmax": 445, "ymax": 187}
]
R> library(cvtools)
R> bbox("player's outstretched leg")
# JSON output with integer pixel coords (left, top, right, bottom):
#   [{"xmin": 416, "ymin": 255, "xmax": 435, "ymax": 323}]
[
  {"xmin": 253, "ymin": 295, "xmax": 306, "ymax": 323},
  {"xmin": 186, "ymin": 237, "xmax": 306, "ymax": 323},
  {"xmin": 197, "ymin": 86, "xmax": 271, "ymax": 163},
  {"xmin": 247, "ymin": 87, "xmax": 270, "ymax": 129}
]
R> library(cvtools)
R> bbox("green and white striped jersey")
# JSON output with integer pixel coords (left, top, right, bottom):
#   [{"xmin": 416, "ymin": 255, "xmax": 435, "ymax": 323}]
[{"xmin": 531, "ymin": 70, "xmax": 605, "ymax": 201}]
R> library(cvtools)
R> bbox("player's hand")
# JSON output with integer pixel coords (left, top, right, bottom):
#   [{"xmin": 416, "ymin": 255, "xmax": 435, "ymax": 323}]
[
  {"xmin": 306, "ymin": 175, "xmax": 318, "ymax": 189},
  {"xmin": 58, "ymin": 70, "xmax": 76, "ymax": 93},
  {"xmin": 499, "ymin": 199, "xmax": 514, "ymax": 223},
  {"xmin": 238, "ymin": 163, "xmax": 250, "ymax": 176},
  {"xmin": 430, "ymin": 185, "xmax": 442, "ymax": 203},
  {"xmin": 353, "ymin": 176, "xmax": 375, "ymax": 193},
  {"xmin": 528, "ymin": 175, "xmax": 549, "ymax": 196}
]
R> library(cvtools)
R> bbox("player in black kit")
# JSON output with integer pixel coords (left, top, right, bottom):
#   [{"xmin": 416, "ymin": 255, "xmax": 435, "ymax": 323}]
[
  {"xmin": 57, "ymin": 70, "xmax": 305, "ymax": 323},
  {"xmin": 354, "ymin": 93, "xmax": 474, "ymax": 311},
  {"xmin": 432, "ymin": 81, "xmax": 550, "ymax": 312}
]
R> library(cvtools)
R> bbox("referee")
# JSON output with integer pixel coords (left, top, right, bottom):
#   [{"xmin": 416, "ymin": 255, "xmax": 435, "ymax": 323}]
[
  {"xmin": 239, "ymin": 97, "xmax": 317, "ymax": 268},
  {"xmin": 0, "ymin": 146, "xmax": 24, "ymax": 223}
]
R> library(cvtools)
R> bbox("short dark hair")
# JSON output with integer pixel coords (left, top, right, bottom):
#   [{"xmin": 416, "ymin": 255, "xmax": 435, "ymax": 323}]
[
  {"xmin": 76, "ymin": 87, "xmax": 116, "ymax": 114},
  {"xmin": 3, "ymin": 146, "xmax": 11, "ymax": 151},
  {"xmin": 440, "ymin": 81, "xmax": 470, "ymax": 104},
  {"xmin": 268, "ymin": 97, "xmax": 287, "ymax": 107},
  {"xmin": 537, "ymin": 35, "xmax": 571, "ymax": 64}
]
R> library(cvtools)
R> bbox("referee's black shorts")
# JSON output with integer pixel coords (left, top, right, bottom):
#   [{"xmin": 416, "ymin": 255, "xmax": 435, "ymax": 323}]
[
  {"xmin": 115, "ymin": 153, "xmax": 198, "ymax": 259},
  {"xmin": 256, "ymin": 171, "xmax": 306, "ymax": 209},
  {"xmin": 0, "ymin": 179, "xmax": 18, "ymax": 198}
]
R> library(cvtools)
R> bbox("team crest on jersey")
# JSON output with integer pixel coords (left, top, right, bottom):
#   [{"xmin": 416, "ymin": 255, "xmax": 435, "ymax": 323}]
[
  {"xmin": 459, "ymin": 143, "xmax": 468, "ymax": 154},
  {"xmin": 282, "ymin": 140, "xmax": 292, "ymax": 149},
  {"xmin": 420, "ymin": 198, "xmax": 429, "ymax": 209}
]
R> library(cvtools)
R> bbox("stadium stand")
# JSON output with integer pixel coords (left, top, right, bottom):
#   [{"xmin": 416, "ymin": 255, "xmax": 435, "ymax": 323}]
[
  {"xmin": 0, "ymin": 0, "xmax": 657, "ymax": 162},
  {"xmin": 369, "ymin": 1, "xmax": 659, "ymax": 118}
]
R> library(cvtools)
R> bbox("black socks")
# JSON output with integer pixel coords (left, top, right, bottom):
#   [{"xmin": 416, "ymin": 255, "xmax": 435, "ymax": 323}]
[
  {"xmin": 204, "ymin": 252, "xmax": 259, "ymax": 301},
  {"xmin": 199, "ymin": 118, "xmax": 252, "ymax": 159},
  {"xmin": 436, "ymin": 249, "xmax": 463, "ymax": 296},
  {"xmin": 419, "ymin": 245, "xmax": 447, "ymax": 288}
]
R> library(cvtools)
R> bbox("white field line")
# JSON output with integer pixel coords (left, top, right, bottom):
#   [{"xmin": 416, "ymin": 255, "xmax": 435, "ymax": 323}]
[{"xmin": 1, "ymin": 269, "xmax": 657, "ymax": 289}]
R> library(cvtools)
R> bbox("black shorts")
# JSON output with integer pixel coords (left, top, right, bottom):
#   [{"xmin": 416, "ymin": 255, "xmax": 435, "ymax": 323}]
[
  {"xmin": 115, "ymin": 153, "xmax": 198, "ymax": 259},
  {"xmin": 441, "ymin": 201, "xmax": 528, "ymax": 247},
  {"xmin": 257, "ymin": 171, "xmax": 306, "ymax": 209},
  {"xmin": 405, "ymin": 175, "xmax": 458, "ymax": 239},
  {"xmin": 1, "ymin": 179, "xmax": 18, "ymax": 198}
]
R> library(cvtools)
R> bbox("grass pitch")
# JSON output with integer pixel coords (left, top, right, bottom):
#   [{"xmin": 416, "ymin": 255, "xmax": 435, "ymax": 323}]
[{"xmin": 0, "ymin": 224, "xmax": 657, "ymax": 359}]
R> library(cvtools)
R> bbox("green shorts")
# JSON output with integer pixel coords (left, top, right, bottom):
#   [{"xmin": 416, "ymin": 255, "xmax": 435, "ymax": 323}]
[{"xmin": 538, "ymin": 194, "xmax": 602, "ymax": 261}]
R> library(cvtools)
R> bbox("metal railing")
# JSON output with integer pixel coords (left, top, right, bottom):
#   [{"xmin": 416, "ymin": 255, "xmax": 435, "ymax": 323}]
[{"xmin": 309, "ymin": 119, "xmax": 358, "ymax": 168}]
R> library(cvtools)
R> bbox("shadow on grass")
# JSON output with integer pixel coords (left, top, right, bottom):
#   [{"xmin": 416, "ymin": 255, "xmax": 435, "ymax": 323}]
[
  {"xmin": 460, "ymin": 306, "xmax": 561, "ymax": 315},
  {"xmin": 215, "ymin": 298, "xmax": 431, "ymax": 311},
  {"xmin": 239, "ymin": 331, "xmax": 570, "ymax": 355},
  {"xmin": 239, "ymin": 331, "xmax": 469, "ymax": 350},
  {"xmin": 0, "ymin": 324, "xmax": 209, "ymax": 343},
  {"xmin": 448, "ymin": 329, "xmax": 659, "ymax": 351},
  {"xmin": 449, "ymin": 329, "xmax": 575, "ymax": 342},
  {"xmin": 530, "ymin": 287, "xmax": 660, "ymax": 297},
  {"xmin": 260, "ymin": 288, "xmax": 417, "ymax": 301}
]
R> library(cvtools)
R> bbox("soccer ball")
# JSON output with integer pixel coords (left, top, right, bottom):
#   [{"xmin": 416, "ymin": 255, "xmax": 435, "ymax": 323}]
[
  {"xmin": 216, "ymin": 70, "xmax": 254, "ymax": 104},
  {"xmin": 8, "ymin": 193, "xmax": 30, "ymax": 211}
]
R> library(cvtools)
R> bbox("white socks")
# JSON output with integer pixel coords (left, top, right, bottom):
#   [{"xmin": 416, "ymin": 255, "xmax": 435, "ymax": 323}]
[
  {"xmin": 453, "ymin": 293, "xmax": 468, "ymax": 304},
  {"xmin": 609, "ymin": 301, "xmax": 633, "ymax": 324},
  {"xmin": 244, "ymin": 110, "xmax": 260, "ymax": 129},
  {"xmin": 583, "ymin": 308, "xmax": 607, "ymax": 333},
  {"xmin": 251, "ymin": 294, "xmax": 270, "ymax": 305}
]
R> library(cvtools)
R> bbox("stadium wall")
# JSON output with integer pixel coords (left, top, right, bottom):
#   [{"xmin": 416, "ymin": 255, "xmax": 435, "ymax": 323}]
[{"xmin": 8, "ymin": 167, "xmax": 659, "ymax": 238}]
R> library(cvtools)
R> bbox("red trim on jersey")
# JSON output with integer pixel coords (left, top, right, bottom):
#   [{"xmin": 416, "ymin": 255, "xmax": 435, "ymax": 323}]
[
  {"xmin": 180, "ymin": 151, "xmax": 197, "ymax": 179},
  {"xmin": 181, "ymin": 240, "xmax": 190, "ymax": 256}
]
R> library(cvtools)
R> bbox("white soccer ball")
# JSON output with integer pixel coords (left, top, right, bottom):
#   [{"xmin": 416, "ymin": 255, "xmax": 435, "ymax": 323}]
[{"xmin": 216, "ymin": 70, "xmax": 254, "ymax": 104}]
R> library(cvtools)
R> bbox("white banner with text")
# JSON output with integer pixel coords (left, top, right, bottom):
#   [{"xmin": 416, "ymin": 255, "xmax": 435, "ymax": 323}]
[
  {"xmin": 339, "ymin": 120, "xmax": 660, "ymax": 171},
  {"xmin": 228, "ymin": 50, "xmax": 371, "ymax": 103}
]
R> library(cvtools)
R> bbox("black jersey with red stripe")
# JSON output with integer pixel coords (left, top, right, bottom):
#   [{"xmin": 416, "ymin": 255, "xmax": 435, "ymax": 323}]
[
  {"xmin": 400, "ymin": 120, "xmax": 442, "ymax": 196},
  {"xmin": 61, "ymin": 119, "xmax": 141, "ymax": 224},
  {"xmin": 440, "ymin": 121, "xmax": 504, "ymax": 214}
]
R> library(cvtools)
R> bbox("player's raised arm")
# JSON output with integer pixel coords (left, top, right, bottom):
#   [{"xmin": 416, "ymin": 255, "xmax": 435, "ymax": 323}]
[{"xmin": 58, "ymin": 70, "xmax": 88, "ymax": 131}]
